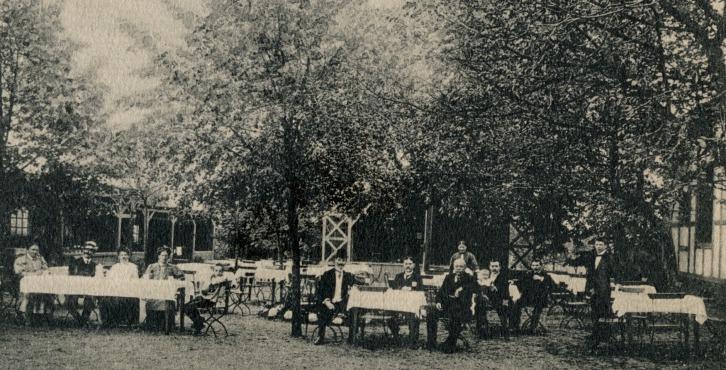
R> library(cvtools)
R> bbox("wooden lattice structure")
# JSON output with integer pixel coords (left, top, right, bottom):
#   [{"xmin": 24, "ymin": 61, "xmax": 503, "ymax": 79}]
[
  {"xmin": 508, "ymin": 221, "xmax": 541, "ymax": 270},
  {"xmin": 321, "ymin": 213, "xmax": 357, "ymax": 262}
]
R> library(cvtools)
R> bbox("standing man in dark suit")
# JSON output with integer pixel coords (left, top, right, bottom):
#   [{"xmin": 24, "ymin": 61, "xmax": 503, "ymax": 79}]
[
  {"xmin": 427, "ymin": 258, "xmax": 477, "ymax": 353},
  {"xmin": 567, "ymin": 238, "xmax": 616, "ymax": 352},
  {"xmin": 314, "ymin": 256, "xmax": 358, "ymax": 345},
  {"xmin": 482, "ymin": 260, "xmax": 512, "ymax": 339},
  {"xmin": 67, "ymin": 241, "xmax": 100, "ymax": 325},
  {"xmin": 387, "ymin": 256, "xmax": 424, "ymax": 346}
]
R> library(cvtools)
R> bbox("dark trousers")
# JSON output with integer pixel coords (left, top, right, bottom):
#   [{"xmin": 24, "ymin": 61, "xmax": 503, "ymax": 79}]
[
  {"xmin": 475, "ymin": 296, "xmax": 490, "ymax": 338},
  {"xmin": 527, "ymin": 304, "xmax": 544, "ymax": 331},
  {"xmin": 317, "ymin": 301, "xmax": 346, "ymax": 339},
  {"xmin": 67, "ymin": 295, "xmax": 95, "ymax": 323},
  {"xmin": 491, "ymin": 301, "xmax": 511, "ymax": 338},
  {"xmin": 99, "ymin": 298, "xmax": 139, "ymax": 326},
  {"xmin": 183, "ymin": 297, "xmax": 216, "ymax": 330},
  {"xmin": 590, "ymin": 295, "xmax": 611, "ymax": 347},
  {"xmin": 426, "ymin": 308, "xmax": 465, "ymax": 347},
  {"xmin": 387, "ymin": 313, "xmax": 420, "ymax": 343}
]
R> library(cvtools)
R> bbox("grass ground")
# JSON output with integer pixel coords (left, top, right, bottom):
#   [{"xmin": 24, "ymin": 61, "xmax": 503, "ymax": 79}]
[{"xmin": 1, "ymin": 304, "xmax": 725, "ymax": 370}]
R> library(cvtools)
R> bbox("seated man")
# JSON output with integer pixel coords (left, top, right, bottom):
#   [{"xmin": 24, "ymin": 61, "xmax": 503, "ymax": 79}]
[
  {"xmin": 387, "ymin": 256, "xmax": 423, "ymax": 346},
  {"xmin": 313, "ymin": 257, "xmax": 357, "ymax": 345},
  {"xmin": 67, "ymin": 241, "xmax": 100, "ymax": 326},
  {"xmin": 426, "ymin": 258, "xmax": 477, "ymax": 353},
  {"xmin": 143, "ymin": 247, "xmax": 185, "ymax": 330},
  {"xmin": 482, "ymin": 260, "xmax": 511, "ymax": 339},
  {"xmin": 184, "ymin": 264, "xmax": 229, "ymax": 335},
  {"xmin": 511, "ymin": 258, "xmax": 555, "ymax": 334},
  {"xmin": 14, "ymin": 242, "xmax": 52, "ymax": 324}
]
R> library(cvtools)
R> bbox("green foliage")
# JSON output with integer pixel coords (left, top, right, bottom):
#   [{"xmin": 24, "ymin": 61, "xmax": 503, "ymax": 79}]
[{"xmin": 0, "ymin": 0, "xmax": 104, "ymax": 246}]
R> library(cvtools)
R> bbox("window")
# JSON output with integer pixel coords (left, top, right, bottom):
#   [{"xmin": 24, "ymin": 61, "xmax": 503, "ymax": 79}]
[
  {"xmin": 133, "ymin": 224, "xmax": 140, "ymax": 243},
  {"xmin": 10, "ymin": 208, "xmax": 30, "ymax": 236}
]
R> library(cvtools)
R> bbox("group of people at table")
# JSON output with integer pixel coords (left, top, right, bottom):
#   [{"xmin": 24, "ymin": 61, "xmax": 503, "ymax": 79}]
[
  {"xmin": 13, "ymin": 241, "xmax": 227, "ymax": 335},
  {"xmin": 11, "ymin": 237, "xmax": 622, "ymax": 352},
  {"xmin": 313, "ymin": 239, "xmax": 616, "ymax": 353}
]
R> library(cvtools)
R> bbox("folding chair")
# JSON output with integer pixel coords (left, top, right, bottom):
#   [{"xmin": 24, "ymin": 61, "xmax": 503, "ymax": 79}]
[
  {"xmin": 705, "ymin": 317, "xmax": 726, "ymax": 359},
  {"xmin": 228, "ymin": 275, "xmax": 252, "ymax": 315},
  {"xmin": 546, "ymin": 283, "xmax": 570, "ymax": 316},
  {"xmin": 307, "ymin": 307, "xmax": 348, "ymax": 344},
  {"xmin": 437, "ymin": 313, "xmax": 479, "ymax": 352},
  {"xmin": 0, "ymin": 276, "xmax": 21, "ymax": 321},
  {"xmin": 559, "ymin": 294, "xmax": 590, "ymax": 329},
  {"xmin": 520, "ymin": 305, "xmax": 548, "ymax": 334},
  {"xmin": 197, "ymin": 281, "xmax": 231, "ymax": 337}
]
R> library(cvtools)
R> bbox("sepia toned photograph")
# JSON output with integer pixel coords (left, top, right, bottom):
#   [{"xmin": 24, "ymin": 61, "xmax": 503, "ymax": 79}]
[{"xmin": 1, "ymin": 0, "xmax": 726, "ymax": 368}]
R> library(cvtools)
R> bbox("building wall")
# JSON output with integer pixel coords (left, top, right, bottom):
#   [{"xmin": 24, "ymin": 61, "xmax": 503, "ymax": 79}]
[{"xmin": 673, "ymin": 166, "xmax": 726, "ymax": 280}]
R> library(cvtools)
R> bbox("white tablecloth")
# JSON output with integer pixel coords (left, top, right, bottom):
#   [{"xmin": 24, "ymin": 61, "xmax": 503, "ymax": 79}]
[
  {"xmin": 549, "ymin": 273, "xmax": 587, "ymax": 293},
  {"xmin": 302, "ymin": 264, "xmax": 373, "ymax": 277},
  {"xmin": 613, "ymin": 284, "xmax": 657, "ymax": 294},
  {"xmin": 423, "ymin": 274, "xmax": 447, "ymax": 287},
  {"xmin": 20, "ymin": 275, "xmax": 189, "ymax": 301},
  {"xmin": 254, "ymin": 268, "xmax": 289, "ymax": 282},
  {"xmin": 347, "ymin": 287, "xmax": 428, "ymax": 317},
  {"xmin": 612, "ymin": 294, "xmax": 708, "ymax": 324},
  {"xmin": 177, "ymin": 263, "xmax": 235, "ymax": 291}
]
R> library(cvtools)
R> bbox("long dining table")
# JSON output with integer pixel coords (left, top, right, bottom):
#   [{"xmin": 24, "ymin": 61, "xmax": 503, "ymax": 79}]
[{"xmin": 20, "ymin": 275, "xmax": 192, "ymax": 334}]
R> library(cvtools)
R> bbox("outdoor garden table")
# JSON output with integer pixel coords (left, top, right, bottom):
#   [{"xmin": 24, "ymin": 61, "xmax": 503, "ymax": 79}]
[
  {"xmin": 612, "ymin": 293, "xmax": 707, "ymax": 356},
  {"xmin": 548, "ymin": 273, "xmax": 587, "ymax": 294},
  {"xmin": 20, "ymin": 275, "xmax": 190, "ymax": 334},
  {"xmin": 422, "ymin": 274, "xmax": 447, "ymax": 287},
  {"xmin": 346, "ymin": 287, "xmax": 428, "ymax": 345}
]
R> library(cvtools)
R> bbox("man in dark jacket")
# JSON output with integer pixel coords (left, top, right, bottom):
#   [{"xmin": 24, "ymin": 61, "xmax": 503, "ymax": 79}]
[
  {"xmin": 566, "ymin": 238, "xmax": 616, "ymax": 351},
  {"xmin": 67, "ymin": 241, "xmax": 99, "ymax": 325},
  {"xmin": 387, "ymin": 256, "xmax": 424, "ymax": 345},
  {"xmin": 482, "ymin": 260, "xmax": 512, "ymax": 339},
  {"xmin": 510, "ymin": 258, "xmax": 555, "ymax": 334},
  {"xmin": 314, "ymin": 257, "xmax": 358, "ymax": 345},
  {"xmin": 427, "ymin": 258, "xmax": 477, "ymax": 353}
]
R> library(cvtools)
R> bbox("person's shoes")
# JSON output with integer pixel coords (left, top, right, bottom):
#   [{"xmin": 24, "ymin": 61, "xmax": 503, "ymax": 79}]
[{"xmin": 313, "ymin": 334, "xmax": 325, "ymax": 345}]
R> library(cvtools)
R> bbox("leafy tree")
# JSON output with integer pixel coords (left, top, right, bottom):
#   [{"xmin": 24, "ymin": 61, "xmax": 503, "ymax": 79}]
[
  {"xmin": 0, "ymin": 0, "xmax": 104, "ymax": 243},
  {"xmin": 143, "ymin": 0, "xmax": 414, "ymax": 336}
]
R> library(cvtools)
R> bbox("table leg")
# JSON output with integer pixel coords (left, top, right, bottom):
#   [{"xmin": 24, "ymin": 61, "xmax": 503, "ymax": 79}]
[
  {"xmin": 271, "ymin": 280, "xmax": 276, "ymax": 306},
  {"xmin": 224, "ymin": 287, "xmax": 230, "ymax": 315},
  {"xmin": 178, "ymin": 288, "xmax": 185, "ymax": 332},
  {"xmin": 693, "ymin": 316, "xmax": 700, "ymax": 357},
  {"xmin": 348, "ymin": 308, "xmax": 359, "ymax": 345},
  {"xmin": 164, "ymin": 305, "xmax": 171, "ymax": 335},
  {"xmin": 683, "ymin": 315, "xmax": 690, "ymax": 357}
]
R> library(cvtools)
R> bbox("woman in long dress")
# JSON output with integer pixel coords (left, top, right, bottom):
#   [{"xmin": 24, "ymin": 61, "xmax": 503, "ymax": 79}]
[
  {"xmin": 143, "ymin": 247, "xmax": 184, "ymax": 330},
  {"xmin": 100, "ymin": 248, "xmax": 140, "ymax": 327}
]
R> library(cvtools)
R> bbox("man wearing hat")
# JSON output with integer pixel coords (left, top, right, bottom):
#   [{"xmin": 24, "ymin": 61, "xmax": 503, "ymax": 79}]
[{"xmin": 67, "ymin": 241, "xmax": 100, "ymax": 325}]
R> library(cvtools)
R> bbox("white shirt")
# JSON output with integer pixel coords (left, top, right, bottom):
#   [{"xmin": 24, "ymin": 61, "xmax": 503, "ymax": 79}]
[
  {"xmin": 332, "ymin": 271, "xmax": 343, "ymax": 303},
  {"xmin": 595, "ymin": 253, "xmax": 605, "ymax": 269},
  {"xmin": 107, "ymin": 262, "xmax": 139, "ymax": 279}
]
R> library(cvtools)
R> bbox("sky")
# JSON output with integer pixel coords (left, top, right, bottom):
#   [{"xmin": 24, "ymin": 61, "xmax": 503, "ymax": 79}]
[
  {"xmin": 60, "ymin": 0, "xmax": 206, "ymax": 129},
  {"xmin": 59, "ymin": 0, "xmax": 400, "ymax": 130}
]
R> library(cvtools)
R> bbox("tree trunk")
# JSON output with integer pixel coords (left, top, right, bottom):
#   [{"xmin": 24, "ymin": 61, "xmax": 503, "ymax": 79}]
[{"xmin": 287, "ymin": 179, "xmax": 302, "ymax": 337}]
